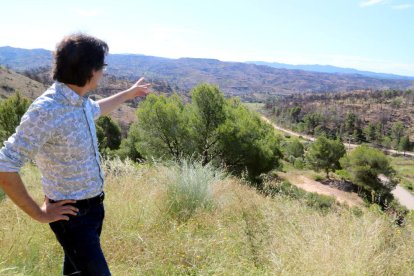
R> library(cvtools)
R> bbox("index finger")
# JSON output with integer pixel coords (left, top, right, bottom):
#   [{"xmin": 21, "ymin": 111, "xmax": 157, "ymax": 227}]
[{"xmin": 135, "ymin": 77, "xmax": 145, "ymax": 85}]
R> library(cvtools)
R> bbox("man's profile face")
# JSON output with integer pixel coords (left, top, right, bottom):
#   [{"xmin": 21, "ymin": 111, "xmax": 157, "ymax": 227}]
[{"xmin": 89, "ymin": 69, "xmax": 104, "ymax": 90}]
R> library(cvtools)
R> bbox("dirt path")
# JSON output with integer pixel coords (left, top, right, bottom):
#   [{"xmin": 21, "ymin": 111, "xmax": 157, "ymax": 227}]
[
  {"xmin": 392, "ymin": 186, "xmax": 414, "ymax": 210},
  {"xmin": 279, "ymin": 171, "xmax": 363, "ymax": 207},
  {"xmin": 261, "ymin": 115, "xmax": 414, "ymax": 209}
]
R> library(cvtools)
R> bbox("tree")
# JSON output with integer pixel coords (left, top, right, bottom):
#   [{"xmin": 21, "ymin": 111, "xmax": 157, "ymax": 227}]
[
  {"xmin": 381, "ymin": 136, "xmax": 392, "ymax": 149},
  {"xmin": 285, "ymin": 138, "xmax": 304, "ymax": 159},
  {"xmin": 0, "ymin": 92, "xmax": 32, "ymax": 142},
  {"xmin": 96, "ymin": 116, "xmax": 122, "ymax": 152},
  {"xmin": 374, "ymin": 122, "xmax": 383, "ymax": 145},
  {"xmin": 134, "ymin": 93, "xmax": 191, "ymax": 162},
  {"xmin": 288, "ymin": 106, "xmax": 301, "ymax": 123},
  {"xmin": 391, "ymin": 121, "xmax": 404, "ymax": 149},
  {"xmin": 363, "ymin": 122, "xmax": 376, "ymax": 142},
  {"xmin": 340, "ymin": 145, "xmax": 397, "ymax": 200},
  {"xmin": 216, "ymin": 99, "xmax": 282, "ymax": 181},
  {"xmin": 303, "ymin": 112, "xmax": 323, "ymax": 134},
  {"xmin": 128, "ymin": 84, "xmax": 283, "ymax": 182},
  {"xmin": 116, "ymin": 122, "xmax": 142, "ymax": 162},
  {"xmin": 188, "ymin": 84, "xmax": 226, "ymax": 165},
  {"xmin": 398, "ymin": 135, "xmax": 411, "ymax": 155},
  {"xmin": 305, "ymin": 136, "xmax": 346, "ymax": 178},
  {"xmin": 344, "ymin": 112, "xmax": 357, "ymax": 135}
]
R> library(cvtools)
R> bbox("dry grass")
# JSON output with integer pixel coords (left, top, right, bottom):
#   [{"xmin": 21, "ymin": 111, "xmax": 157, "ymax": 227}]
[{"xmin": 1, "ymin": 159, "xmax": 414, "ymax": 275}]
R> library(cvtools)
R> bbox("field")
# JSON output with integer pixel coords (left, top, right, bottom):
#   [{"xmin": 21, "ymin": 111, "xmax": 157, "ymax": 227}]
[{"xmin": 1, "ymin": 159, "xmax": 414, "ymax": 275}]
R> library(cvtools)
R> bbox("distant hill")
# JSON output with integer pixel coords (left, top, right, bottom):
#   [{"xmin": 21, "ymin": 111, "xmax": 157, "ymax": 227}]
[
  {"xmin": 1, "ymin": 46, "xmax": 414, "ymax": 96},
  {"xmin": 246, "ymin": 61, "xmax": 414, "ymax": 80},
  {"xmin": 0, "ymin": 46, "xmax": 53, "ymax": 71}
]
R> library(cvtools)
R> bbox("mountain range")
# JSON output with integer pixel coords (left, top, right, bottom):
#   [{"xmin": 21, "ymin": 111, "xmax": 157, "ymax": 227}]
[
  {"xmin": 246, "ymin": 61, "xmax": 414, "ymax": 80},
  {"xmin": 1, "ymin": 46, "xmax": 414, "ymax": 96}
]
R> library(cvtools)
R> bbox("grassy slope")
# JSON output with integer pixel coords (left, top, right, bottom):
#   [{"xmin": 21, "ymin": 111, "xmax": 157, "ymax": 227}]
[
  {"xmin": 1, "ymin": 160, "xmax": 414, "ymax": 275},
  {"xmin": 0, "ymin": 67, "xmax": 46, "ymax": 100}
]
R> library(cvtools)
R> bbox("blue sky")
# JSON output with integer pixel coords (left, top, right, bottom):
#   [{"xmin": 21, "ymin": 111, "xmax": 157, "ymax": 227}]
[{"xmin": 0, "ymin": 0, "xmax": 413, "ymax": 76}]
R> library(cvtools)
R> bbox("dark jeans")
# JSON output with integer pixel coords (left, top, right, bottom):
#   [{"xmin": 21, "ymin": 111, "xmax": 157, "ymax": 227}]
[{"xmin": 49, "ymin": 199, "xmax": 111, "ymax": 276}]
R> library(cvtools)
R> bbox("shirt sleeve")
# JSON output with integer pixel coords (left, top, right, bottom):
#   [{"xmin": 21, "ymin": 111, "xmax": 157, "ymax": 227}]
[
  {"xmin": 0, "ymin": 106, "xmax": 56, "ymax": 172},
  {"xmin": 89, "ymin": 98, "xmax": 101, "ymax": 120}
]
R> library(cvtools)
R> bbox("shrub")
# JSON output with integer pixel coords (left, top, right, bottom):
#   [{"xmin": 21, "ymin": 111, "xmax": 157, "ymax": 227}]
[
  {"xmin": 335, "ymin": 169, "xmax": 351, "ymax": 181},
  {"xmin": 305, "ymin": 193, "xmax": 336, "ymax": 211},
  {"xmin": 313, "ymin": 175, "xmax": 324, "ymax": 182},
  {"xmin": 0, "ymin": 92, "xmax": 32, "ymax": 142},
  {"xmin": 165, "ymin": 160, "xmax": 223, "ymax": 222},
  {"xmin": 286, "ymin": 139, "xmax": 304, "ymax": 159},
  {"xmin": 293, "ymin": 158, "xmax": 305, "ymax": 169}
]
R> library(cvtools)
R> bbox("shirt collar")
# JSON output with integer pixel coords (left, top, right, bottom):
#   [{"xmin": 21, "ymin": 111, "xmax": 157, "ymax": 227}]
[{"xmin": 54, "ymin": 81, "xmax": 85, "ymax": 106}]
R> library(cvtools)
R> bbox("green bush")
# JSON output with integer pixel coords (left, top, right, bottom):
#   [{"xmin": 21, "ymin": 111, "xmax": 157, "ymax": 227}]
[
  {"xmin": 313, "ymin": 175, "xmax": 324, "ymax": 182},
  {"xmin": 286, "ymin": 139, "xmax": 304, "ymax": 159},
  {"xmin": 293, "ymin": 158, "xmax": 305, "ymax": 169},
  {"xmin": 305, "ymin": 193, "xmax": 336, "ymax": 211},
  {"xmin": 340, "ymin": 145, "xmax": 398, "ymax": 200},
  {"xmin": 335, "ymin": 169, "xmax": 351, "ymax": 181},
  {"xmin": 0, "ymin": 92, "xmax": 31, "ymax": 142},
  {"xmin": 265, "ymin": 180, "xmax": 306, "ymax": 199},
  {"xmin": 166, "ymin": 160, "xmax": 222, "ymax": 222},
  {"xmin": 265, "ymin": 180, "xmax": 335, "ymax": 212}
]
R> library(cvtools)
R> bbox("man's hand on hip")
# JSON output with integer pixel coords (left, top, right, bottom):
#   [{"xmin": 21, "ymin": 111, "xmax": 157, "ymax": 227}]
[{"xmin": 37, "ymin": 198, "xmax": 79, "ymax": 223}]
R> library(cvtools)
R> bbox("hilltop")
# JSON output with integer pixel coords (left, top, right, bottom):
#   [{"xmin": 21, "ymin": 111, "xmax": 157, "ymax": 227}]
[
  {"xmin": 1, "ymin": 46, "xmax": 414, "ymax": 98},
  {"xmin": 1, "ymin": 160, "xmax": 413, "ymax": 274}
]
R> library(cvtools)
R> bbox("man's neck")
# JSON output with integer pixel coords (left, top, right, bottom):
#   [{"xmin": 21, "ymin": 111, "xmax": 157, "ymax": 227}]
[{"xmin": 65, "ymin": 83, "xmax": 89, "ymax": 97}]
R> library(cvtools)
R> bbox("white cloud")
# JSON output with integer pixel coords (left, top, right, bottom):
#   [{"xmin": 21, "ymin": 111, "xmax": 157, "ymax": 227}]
[
  {"xmin": 359, "ymin": 0, "xmax": 387, "ymax": 7},
  {"xmin": 392, "ymin": 4, "xmax": 413, "ymax": 9}
]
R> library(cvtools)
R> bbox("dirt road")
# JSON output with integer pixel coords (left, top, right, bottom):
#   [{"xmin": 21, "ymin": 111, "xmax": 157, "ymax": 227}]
[
  {"xmin": 392, "ymin": 186, "xmax": 414, "ymax": 210},
  {"xmin": 279, "ymin": 171, "xmax": 363, "ymax": 207}
]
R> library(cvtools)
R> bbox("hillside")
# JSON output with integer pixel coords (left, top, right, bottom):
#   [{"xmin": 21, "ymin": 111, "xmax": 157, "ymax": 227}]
[
  {"xmin": 1, "ymin": 46, "xmax": 414, "ymax": 97},
  {"xmin": 0, "ymin": 66, "xmax": 46, "ymax": 100},
  {"xmin": 1, "ymin": 160, "xmax": 414, "ymax": 274},
  {"xmin": 263, "ymin": 89, "xmax": 414, "ymax": 143}
]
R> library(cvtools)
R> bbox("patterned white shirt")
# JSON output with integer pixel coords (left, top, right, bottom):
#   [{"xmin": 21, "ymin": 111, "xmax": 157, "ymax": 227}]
[{"xmin": 0, "ymin": 82, "xmax": 104, "ymax": 200}]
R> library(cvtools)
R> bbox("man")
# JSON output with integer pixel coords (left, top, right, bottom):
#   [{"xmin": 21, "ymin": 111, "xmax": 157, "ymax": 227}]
[{"xmin": 0, "ymin": 34, "xmax": 150, "ymax": 275}]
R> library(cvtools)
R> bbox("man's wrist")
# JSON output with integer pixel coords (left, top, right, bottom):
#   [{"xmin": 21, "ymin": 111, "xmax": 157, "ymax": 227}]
[
  {"xmin": 123, "ymin": 89, "xmax": 134, "ymax": 101},
  {"xmin": 31, "ymin": 204, "xmax": 46, "ymax": 222}
]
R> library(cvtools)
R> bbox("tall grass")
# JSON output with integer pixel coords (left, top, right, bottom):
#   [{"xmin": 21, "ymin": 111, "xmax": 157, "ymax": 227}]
[{"xmin": 1, "ymin": 159, "xmax": 414, "ymax": 275}]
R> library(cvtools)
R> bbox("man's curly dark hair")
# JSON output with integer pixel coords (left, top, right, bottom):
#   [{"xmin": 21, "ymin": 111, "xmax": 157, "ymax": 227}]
[{"xmin": 52, "ymin": 33, "xmax": 109, "ymax": 86}]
